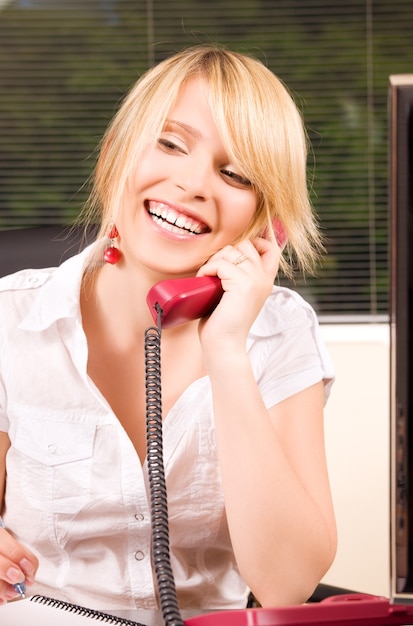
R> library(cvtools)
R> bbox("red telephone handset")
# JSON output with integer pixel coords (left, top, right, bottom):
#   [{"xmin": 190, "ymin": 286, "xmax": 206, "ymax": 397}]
[
  {"xmin": 146, "ymin": 275, "xmax": 224, "ymax": 329},
  {"xmin": 146, "ymin": 219, "xmax": 287, "ymax": 329},
  {"xmin": 271, "ymin": 218, "xmax": 288, "ymax": 249}
]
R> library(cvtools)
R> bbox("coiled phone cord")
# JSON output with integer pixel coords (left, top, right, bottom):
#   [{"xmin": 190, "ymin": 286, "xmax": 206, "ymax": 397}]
[{"xmin": 144, "ymin": 305, "xmax": 185, "ymax": 626}]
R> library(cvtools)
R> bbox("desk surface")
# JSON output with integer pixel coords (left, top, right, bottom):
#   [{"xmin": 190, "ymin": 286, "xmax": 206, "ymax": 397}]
[{"xmin": 3, "ymin": 592, "xmax": 413, "ymax": 626}]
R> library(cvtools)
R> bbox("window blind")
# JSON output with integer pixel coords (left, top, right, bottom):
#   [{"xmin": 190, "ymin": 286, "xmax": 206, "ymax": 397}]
[{"xmin": 0, "ymin": 0, "xmax": 412, "ymax": 315}]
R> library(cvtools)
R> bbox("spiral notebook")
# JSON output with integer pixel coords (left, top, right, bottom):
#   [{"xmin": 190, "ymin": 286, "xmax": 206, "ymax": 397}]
[{"xmin": 0, "ymin": 595, "xmax": 155, "ymax": 625}]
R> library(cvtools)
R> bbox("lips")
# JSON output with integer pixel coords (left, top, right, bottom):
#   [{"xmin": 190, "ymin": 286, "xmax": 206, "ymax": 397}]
[{"xmin": 146, "ymin": 201, "xmax": 210, "ymax": 236}]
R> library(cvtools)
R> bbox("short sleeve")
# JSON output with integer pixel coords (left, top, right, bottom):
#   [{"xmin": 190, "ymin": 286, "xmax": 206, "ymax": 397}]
[{"xmin": 247, "ymin": 287, "xmax": 335, "ymax": 409}]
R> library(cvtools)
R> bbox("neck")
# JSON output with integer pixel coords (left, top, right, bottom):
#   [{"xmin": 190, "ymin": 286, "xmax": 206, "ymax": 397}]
[
  {"xmin": 82, "ymin": 261, "xmax": 200, "ymax": 347},
  {"xmin": 82, "ymin": 263, "xmax": 154, "ymax": 344}
]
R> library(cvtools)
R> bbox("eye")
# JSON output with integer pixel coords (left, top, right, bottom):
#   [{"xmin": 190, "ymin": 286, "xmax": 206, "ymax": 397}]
[
  {"xmin": 221, "ymin": 169, "xmax": 252, "ymax": 188},
  {"xmin": 158, "ymin": 136, "xmax": 187, "ymax": 154}
]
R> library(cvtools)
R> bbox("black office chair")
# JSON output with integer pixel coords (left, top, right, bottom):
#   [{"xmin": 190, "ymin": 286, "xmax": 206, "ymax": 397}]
[{"xmin": 0, "ymin": 225, "xmax": 96, "ymax": 277}]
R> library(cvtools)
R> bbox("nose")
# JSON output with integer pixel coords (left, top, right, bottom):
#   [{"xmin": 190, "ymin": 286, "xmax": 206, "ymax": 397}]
[{"xmin": 175, "ymin": 155, "xmax": 213, "ymax": 201}]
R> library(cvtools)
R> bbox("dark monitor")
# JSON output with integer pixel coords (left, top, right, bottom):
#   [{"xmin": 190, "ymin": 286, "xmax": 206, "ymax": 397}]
[{"xmin": 389, "ymin": 74, "xmax": 413, "ymax": 603}]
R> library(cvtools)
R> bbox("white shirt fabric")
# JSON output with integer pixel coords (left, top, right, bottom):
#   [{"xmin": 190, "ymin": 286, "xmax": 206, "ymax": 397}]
[{"xmin": 0, "ymin": 244, "xmax": 334, "ymax": 611}]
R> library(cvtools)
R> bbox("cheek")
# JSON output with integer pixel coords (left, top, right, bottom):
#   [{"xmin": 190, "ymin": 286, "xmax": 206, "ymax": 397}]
[
  {"xmin": 133, "ymin": 157, "xmax": 154, "ymax": 183},
  {"xmin": 129, "ymin": 145, "xmax": 161, "ymax": 189},
  {"xmin": 116, "ymin": 183, "xmax": 138, "ymax": 226},
  {"xmin": 224, "ymin": 191, "xmax": 257, "ymax": 234},
  {"xmin": 121, "ymin": 157, "xmax": 158, "ymax": 215}
]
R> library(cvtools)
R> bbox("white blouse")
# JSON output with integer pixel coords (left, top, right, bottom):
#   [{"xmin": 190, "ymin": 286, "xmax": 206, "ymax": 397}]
[{"xmin": 0, "ymin": 245, "xmax": 334, "ymax": 611}]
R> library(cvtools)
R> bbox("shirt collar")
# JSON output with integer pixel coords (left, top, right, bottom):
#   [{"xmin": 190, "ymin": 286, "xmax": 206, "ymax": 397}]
[{"xmin": 19, "ymin": 243, "xmax": 97, "ymax": 332}]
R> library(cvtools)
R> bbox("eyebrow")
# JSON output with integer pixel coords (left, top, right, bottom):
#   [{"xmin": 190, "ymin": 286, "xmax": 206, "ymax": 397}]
[{"xmin": 165, "ymin": 119, "xmax": 202, "ymax": 139}]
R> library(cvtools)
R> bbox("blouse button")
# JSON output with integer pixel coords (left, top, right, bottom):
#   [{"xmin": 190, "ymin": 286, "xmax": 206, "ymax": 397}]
[
  {"xmin": 47, "ymin": 444, "xmax": 57, "ymax": 454},
  {"xmin": 134, "ymin": 551, "xmax": 144, "ymax": 561},
  {"xmin": 135, "ymin": 513, "xmax": 144, "ymax": 522}
]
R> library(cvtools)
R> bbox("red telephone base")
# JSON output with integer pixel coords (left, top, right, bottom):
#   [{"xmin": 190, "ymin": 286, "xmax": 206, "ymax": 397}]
[{"xmin": 185, "ymin": 594, "xmax": 413, "ymax": 626}]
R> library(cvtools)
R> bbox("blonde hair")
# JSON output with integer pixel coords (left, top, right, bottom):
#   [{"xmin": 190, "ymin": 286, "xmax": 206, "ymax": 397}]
[{"xmin": 82, "ymin": 44, "xmax": 323, "ymax": 276}]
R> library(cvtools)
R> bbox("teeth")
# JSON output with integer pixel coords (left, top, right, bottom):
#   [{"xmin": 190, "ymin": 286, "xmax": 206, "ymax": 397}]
[
  {"xmin": 166, "ymin": 209, "xmax": 176, "ymax": 223},
  {"xmin": 147, "ymin": 203, "xmax": 205, "ymax": 235},
  {"xmin": 175, "ymin": 215, "xmax": 187, "ymax": 228}
]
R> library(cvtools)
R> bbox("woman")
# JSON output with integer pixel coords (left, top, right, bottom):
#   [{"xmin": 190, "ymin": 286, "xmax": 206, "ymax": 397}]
[{"xmin": 0, "ymin": 45, "xmax": 336, "ymax": 610}]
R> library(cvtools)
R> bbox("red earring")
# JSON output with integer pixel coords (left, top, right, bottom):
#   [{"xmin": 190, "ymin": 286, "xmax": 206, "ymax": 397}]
[{"xmin": 103, "ymin": 224, "xmax": 121, "ymax": 265}]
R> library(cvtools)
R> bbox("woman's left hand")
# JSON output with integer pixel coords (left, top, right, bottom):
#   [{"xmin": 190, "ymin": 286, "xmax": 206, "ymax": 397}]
[{"xmin": 196, "ymin": 236, "xmax": 281, "ymax": 351}]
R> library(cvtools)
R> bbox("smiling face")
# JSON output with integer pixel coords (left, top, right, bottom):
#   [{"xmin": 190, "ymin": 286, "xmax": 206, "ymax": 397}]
[{"xmin": 115, "ymin": 78, "xmax": 258, "ymax": 279}]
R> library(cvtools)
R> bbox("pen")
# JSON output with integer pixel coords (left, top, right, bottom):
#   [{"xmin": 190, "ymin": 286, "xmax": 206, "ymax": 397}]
[{"xmin": 0, "ymin": 516, "xmax": 26, "ymax": 598}]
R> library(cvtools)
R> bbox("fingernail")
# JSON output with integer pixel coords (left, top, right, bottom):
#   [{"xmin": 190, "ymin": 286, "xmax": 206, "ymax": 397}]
[
  {"xmin": 6, "ymin": 566, "xmax": 24, "ymax": 584},
  {"xmin": 20, "ymin": 557, "xmax": 35, "ymax": 576}
]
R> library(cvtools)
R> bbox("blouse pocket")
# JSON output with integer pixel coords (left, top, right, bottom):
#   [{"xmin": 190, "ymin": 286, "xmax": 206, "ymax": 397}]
[{"xmin": 12, "ymin": 417, "xmax": 96, "ymax": 514}]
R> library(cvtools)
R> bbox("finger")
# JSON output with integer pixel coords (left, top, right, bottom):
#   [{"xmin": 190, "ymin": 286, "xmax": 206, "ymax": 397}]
[
  {"xmin": 0, "ymin": 528, "xmax": 38, "ymax": 586},
  {"xmin": 251, "ymin": 236, "xmax": 281, "ymax": 273},
  {"xmin": 196, "ymin": 257, "xmax": 244, "ymax": 280},
  {"xmin": 197, "ymin": 238, "xmax": 278, "ymax": 283},
  {"xmin": 234, "ymin": 238, "xmax": 278, "ymax": 267},
  {"xmin": 0, "ymin": 553, "xmax": 27, "ymax": 591},
  {"xmin": 197, "ymin": 243, "xmax": 256, "ymax": 279},
  {"xmin": 232, "ymin": 253, "xmax": 249, "ymax": 266},
  {"xmin": 214, "ymin": 241, "xmax": 259, "ymax": 266},
  {"xmin": 0, "ymin": 579, "xmax": 23, "ymax": 603}
]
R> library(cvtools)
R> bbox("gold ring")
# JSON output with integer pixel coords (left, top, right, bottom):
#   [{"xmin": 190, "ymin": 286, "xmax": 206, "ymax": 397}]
[{"xmin": 233, "ymin": 254, "xmax": 248, "ymax": 265}]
